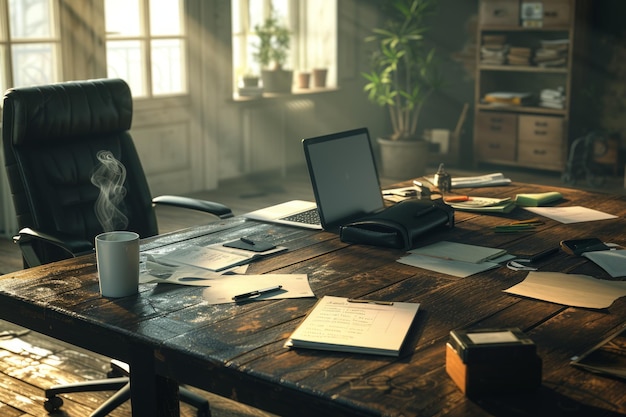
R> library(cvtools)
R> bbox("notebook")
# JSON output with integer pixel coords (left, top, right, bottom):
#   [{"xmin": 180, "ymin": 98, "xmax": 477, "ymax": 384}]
[{"xmin": 243, "ymin": 127, "xmax": 385, "ymax": 231}]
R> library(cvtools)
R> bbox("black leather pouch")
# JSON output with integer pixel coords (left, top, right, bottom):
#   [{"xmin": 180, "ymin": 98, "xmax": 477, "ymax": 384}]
[{"xmin": 339, "ymin": 199, "xmax": 454, "ymax": 250}]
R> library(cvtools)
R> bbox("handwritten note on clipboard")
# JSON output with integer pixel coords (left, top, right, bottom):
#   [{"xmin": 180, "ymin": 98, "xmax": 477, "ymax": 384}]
[{"xmin": 284, "ymin": 296, "xmax": 420, "ymax": 356}]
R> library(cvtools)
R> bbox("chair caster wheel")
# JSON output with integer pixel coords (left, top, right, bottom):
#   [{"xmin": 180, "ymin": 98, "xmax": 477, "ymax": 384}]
[{"xmin": 44, "ymin": 395, "xmax": 63, "ymax": 412}]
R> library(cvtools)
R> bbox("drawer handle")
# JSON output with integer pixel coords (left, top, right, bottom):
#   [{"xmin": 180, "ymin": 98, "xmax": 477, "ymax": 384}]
[
  {"xmin": 494, "ymin": 9, "xmax": 508, "ymax": 17},
  {"xmin": 535, "ymin": 122, "xmax": 548, "ymax": 127},
  {"xmin": 533, "ymin": 149, "xmax": 547, "ymax": 155},
  {"xmin": 490, "ymin": 126, "xmax": 502, "ymax": 132},
  {"xmin": 545, "ymin": 11, "xmax": 558, "ymax": 18},
  {"xmin": 488, "ymin": 143, "xmax": 501, "ymax": 149},
  {"xmin": 534, "ymin": 130, "xmax": 547, "ymax": 135},
  {"xmin": 491, "ymin": 118, "xmax": 503, "ymax": 123}
]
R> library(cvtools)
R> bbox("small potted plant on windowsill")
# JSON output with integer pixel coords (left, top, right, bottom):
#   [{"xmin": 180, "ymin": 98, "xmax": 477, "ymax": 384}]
[
  {"xmin": 254, "ymin": 10, "xmax": 293, "ymax": 94},
  {"xmin": 362, "ymin": 0, "xmax": 444, "ymax": 179}
]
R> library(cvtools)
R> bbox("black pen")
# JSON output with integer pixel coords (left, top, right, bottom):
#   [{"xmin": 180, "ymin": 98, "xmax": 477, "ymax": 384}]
[
  {"xmin": 518, "ymin": 247, "xmax": 560, "ymax": 264},
  {"xmin": 240, "ymin": 237, "xmax": 255, "ymax": 245},
  {"xmin": 233, "ymin": 285, "xmax": 283, "ymax": 301}
]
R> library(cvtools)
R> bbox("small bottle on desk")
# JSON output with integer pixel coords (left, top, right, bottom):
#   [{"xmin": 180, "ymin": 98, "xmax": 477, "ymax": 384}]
[{"xmin": 434, "ymin": 163, "xmax": 451, "ymax": 195}]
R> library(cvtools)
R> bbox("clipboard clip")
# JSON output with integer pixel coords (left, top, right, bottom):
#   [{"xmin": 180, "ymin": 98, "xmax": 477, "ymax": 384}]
[{"xmin": 347, "ymin": 298, "xmax": 394, "ymax": 306}]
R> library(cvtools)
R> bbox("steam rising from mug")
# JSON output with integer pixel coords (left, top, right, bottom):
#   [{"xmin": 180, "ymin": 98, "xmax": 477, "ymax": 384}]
[{"xmin": 91, "ymin": 150, "xmax": 128, "ymax": 232}]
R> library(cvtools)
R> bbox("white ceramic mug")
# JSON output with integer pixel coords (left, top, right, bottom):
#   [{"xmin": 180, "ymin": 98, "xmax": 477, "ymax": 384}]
[{"xmin": 95, "ymin": 231, "xmax": 140, "ymax": 298}]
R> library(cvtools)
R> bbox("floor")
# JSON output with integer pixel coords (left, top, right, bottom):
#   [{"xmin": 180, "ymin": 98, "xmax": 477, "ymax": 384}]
[{"xmin": 0, "ymin": 162, "xmax": 624, "ymax": 416}]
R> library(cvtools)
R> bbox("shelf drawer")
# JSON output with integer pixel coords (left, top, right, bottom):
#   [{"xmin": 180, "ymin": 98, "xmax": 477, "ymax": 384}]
[
  {"xmin": 518, "ymin": 115, "xmax": 564, "ymax": 145},
  {"xmin": 541, "ymin": 0, "xmax": 571, "ymax": 27},
  {"xmin": 476, "ymin": 112, "xmax": 518, "ymax": 140},
  {"xmin": 475, "ymin": 112, "xmax": 517, "ymax": 161},
  {"xmin": 517, "ymin": 141, "xmax": 564, "ymax": 168},
  {"xmin": 480, "ymin": 0, "xmax": 520, "ymax": 26}
]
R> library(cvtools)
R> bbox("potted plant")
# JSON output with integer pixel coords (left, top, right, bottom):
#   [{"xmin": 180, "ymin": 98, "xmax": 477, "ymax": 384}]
[
  {"xmin": 362, "ymin": 0, "xmax": 444, "ymax": 179},
  {"xmin": 253, "ymin": 10, "xmax": 293, "ymax": 94}
]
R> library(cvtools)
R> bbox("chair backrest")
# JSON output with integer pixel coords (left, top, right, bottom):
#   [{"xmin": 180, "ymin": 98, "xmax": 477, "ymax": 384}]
[{"xmin": 2, "ymin": 78, "xmax": 158, "ymax": 264}]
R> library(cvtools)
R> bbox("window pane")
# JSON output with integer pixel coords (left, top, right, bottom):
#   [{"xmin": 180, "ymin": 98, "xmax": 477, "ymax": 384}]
[
  {"xmin": 150, "ymin": 0, "xmax": 182, "ymax": 36},
  {"xmin": 8, "ymin": 0, "xmax": 52, "ymax": 39},
  {"xmin": 151, "ymin": 39, "xmax": 185, "ymax": 95},
  {"xmin": 12, "ymin": 43, "xmax": 55, "ymax": 87},
  {"xmin": 248, "ymin": 0, "xmax": 263, "ymax": 31},
  {"xmin": 107, "ymin": 40, "xmax": 145, "ymax": 96},
  {"xmin": 105, "ymin": 0, "xmax": 141, "ymax": 37}
]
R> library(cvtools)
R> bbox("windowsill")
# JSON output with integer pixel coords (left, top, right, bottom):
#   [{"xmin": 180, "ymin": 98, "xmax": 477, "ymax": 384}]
[{"xmin": 230, "ymin": 86, "xmax": 340, "ymax": 103}]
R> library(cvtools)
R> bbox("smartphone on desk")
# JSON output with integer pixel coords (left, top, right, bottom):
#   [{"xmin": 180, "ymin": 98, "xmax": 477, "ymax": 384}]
[{"xmin": 560, "ymin": 238, "xmax": 611, "ymax": 256}]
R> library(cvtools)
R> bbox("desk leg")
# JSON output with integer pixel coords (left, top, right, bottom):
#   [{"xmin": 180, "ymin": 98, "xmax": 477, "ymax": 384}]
[{"xmin": 129, "ymin": 345, "xmax": 180, "ymax": 417}]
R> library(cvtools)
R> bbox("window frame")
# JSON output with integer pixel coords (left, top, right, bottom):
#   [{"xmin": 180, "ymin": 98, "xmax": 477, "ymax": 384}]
[
  {"xmin": 0, "ymin": 0, "xmax": 62, "ymax": 92},
  {"xmin": 231, "ymin": 0, "xmax": 336, "ymax": 94},
  {"xmin": 104, "ymin": 0, "xmax": 188, "ymax": 98}
]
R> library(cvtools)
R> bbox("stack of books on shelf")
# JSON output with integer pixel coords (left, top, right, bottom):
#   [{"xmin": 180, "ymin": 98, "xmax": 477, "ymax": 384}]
[
  {"xmin": 482, "ymin": 92, "xmax": 534, "ymax": 107},
  {"xmin": 507, "ymin": 46, "xmax": 532, "ymax": 66},
  {"xmin": 539, "ymin": 87, "xmax": 566, "ymax": 109},
  {"xmin": 534, "ymin": 39, "xmax": 569, "ymax": 68},
  {"xmin": 481, "ymin": 35, "xmax": 508, "ymax": 65}
]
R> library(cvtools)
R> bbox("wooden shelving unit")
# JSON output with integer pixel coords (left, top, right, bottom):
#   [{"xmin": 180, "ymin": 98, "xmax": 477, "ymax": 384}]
[{"xmin": 473, "ymin": 0, "xmax": 587, "ymax": 172}]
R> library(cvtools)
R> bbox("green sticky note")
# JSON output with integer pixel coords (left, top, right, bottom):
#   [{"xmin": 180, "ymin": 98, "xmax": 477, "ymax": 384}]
[{"xmin": 514, "ymin": 191, "xmax": 563, "ymax": 207}]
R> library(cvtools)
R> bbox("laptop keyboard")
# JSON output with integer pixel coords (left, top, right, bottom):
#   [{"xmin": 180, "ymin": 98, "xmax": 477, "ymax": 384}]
[{"xmin": 280, "ymin": 208, "xmax": 321, "ymax": 225}]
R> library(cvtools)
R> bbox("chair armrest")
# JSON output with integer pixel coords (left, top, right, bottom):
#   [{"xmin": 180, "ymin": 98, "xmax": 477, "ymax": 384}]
[
  {"xmin": 15, "ymin": 227, "xmax": 94, "ymax": 268},
  {"xmin": 152, "ymin": 195, "xmax": 234, "ymax": 219}
]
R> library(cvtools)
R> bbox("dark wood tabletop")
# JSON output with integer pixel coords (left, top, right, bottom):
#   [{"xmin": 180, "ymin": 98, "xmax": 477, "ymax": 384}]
[{"xmin": 0, "ymin": 181, "xmax": 625, "ymax": 417}]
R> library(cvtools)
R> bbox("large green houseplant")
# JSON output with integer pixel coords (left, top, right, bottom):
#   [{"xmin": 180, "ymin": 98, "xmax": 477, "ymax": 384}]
[
  {"xmin": 362, "ymin": 0, "xmax": 443, "ymax": 178},
  {"xmin": 254, "ymin": 10, "xmax": 293, "ymax": 94}
]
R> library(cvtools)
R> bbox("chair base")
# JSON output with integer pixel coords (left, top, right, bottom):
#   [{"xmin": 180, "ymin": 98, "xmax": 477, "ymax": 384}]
[{"xmin": 44, "ymin": 372, "xmax": 211, "ymax": 417}]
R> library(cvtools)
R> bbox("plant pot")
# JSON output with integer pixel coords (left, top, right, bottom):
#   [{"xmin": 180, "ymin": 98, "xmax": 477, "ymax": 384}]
[
  {"xmin": 377, "ymin": 137, "xmax": 429, "ymax": 180},
  {"xmin": 261, "ymin": 69, "xmax": 293, "ymax": 94},
  {"xmin": 242, "ymin": 76, "xmax": 259, "ymax": 87},
  {"xmin": 312, "ymin": 68, "xmax": 328, "ymax": 88},
  {"xmin": 297, "ymin": 72, "xmax": 311, "ymax": 89}
]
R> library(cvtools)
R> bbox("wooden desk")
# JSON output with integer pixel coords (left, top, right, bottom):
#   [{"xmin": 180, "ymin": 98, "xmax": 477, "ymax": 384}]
[{"xmin": 0, "ymin": 182, "xmax": 625, "ymax": 417}]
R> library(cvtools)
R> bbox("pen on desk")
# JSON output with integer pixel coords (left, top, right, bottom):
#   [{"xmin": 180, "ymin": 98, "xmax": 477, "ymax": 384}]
[
  {"xmin": 528, "ymin": 247, "xmax": 560, "ymax": 263},
  {"xmin": 240, "ymin": 237, "xmax": 255, "ymax": 245},
  {"xmin": 347, "ymin": 298, "xmax": 394, "ymax": 306},
  {"xmin": 232, "ymin": 285, "xmax": 283, "ymax": 301}
]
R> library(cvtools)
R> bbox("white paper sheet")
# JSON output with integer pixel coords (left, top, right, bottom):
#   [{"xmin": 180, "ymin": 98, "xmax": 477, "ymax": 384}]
[
  {"xmin": 583, "ymin": 249, "xmax": 626, "ymax": 278},
  {"xmin": 201, "ymin": 274, "xmax": 314, "ymax": 304},
  {"xmin": 397, "ymin": 253, "xmax": 502, "ymax": 278},
  {"xmin": 522, "ymin": 206, "xmax": 618, "ymax": 224},
  {"xmin": 504, "ymin": 271, "xmax": 626, "ymax": 309},
  {"xmin": 139, "ymin": 255, "xmax": 248, "ymax": 286}
]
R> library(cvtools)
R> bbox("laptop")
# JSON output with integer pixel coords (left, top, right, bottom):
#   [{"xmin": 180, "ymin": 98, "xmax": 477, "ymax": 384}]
[{"xmin": 243, "ymin": 127, "xmax": 385, "ymax": 232}]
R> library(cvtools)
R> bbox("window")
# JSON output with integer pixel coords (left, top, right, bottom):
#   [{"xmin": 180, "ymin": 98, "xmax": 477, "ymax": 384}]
[
  {"xmin": 105, "ymin": 0, "xmax": 186, "ymax": 98},
  {"xmin": 0, "ymin": 0, "xmax": 61, "ymax": 93},
  {"xmin": 231, "ymin": 0, "xmax": 337, "ymax": 91}
]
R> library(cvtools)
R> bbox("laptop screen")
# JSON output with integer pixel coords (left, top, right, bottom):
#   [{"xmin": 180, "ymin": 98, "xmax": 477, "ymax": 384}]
[{"xmin": 303, "ymin": 128, "xmax": 384, "ymax": 230}]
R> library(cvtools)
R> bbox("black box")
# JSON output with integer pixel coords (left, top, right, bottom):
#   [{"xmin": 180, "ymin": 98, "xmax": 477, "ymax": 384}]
[{"xmin": 446, "ymin": 328, "xmax": 542, "ymax": 396}]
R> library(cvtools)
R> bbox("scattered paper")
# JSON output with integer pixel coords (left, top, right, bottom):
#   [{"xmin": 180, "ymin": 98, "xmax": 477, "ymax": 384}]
[
  {"xmin": 201, "ymin": 274, "xmax": 314, "ymax": 304},
  {"xmin": 426, "ymin": 173, "xmax": 511, "ymax": 188},
  {"xmin": 522, "ymin": 206, "xmax": 618, "ymax": 224},
  {"xmin": 139, "ymin": 255, "xmax": 248, "ymax": 286},
  {"xmin": 583, "ymin": 249, "xmax": 626, "ymax": 278},
  {"xmin": 504, "ymin": 271, "xmax": 626, "ymax": 309},
  {"xmin": 397, "ymin": 254, "xmax": 502, "ymax": 278},
  {"xmin": 159, "ymin": 241, "xmax": 287, "ymax": 272},
  {"xmin": 410, "ymin": 241, "xmax": 507, "ymax": 264}
]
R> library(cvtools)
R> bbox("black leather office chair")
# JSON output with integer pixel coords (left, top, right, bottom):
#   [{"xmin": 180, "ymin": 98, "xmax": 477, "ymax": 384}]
[{"xmin": 2, "ymin": 78, "xmax": 231, "ymax": 417}]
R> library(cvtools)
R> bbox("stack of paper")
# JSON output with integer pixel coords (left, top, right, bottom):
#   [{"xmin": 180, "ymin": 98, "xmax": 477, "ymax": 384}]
[
  {"xmin": 425, "ymin": 173, "xmax": 511, "ymax": 189},
  {"xmin": 483, "ymin": 92, "xmax": 533, "ymax": 106},
  {"xmin": 397, "ymin": 241, "xmax": 510, "ymax": 278},
  {"xmin": 284, "ymin": 296, "xmax": 420, "ymax": 356},
  {"xmin": 448, "ymin": 197, "xmax": 515, "ymax": 213}
]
